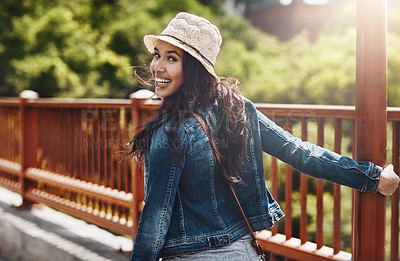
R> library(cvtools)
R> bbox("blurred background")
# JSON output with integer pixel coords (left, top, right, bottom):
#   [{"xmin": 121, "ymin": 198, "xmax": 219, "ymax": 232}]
[{"xmin": 0, "ymin": 0, "xmax": 399, "ymax": 106}]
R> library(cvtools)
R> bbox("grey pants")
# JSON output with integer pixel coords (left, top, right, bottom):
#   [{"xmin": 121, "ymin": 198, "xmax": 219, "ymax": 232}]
[{"xmin": 162, "ymin": 234, "xmax": 260, "ymax": 260}]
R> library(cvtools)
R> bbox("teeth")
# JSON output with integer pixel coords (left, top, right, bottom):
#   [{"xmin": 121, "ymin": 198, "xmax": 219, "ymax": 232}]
[{"xmin": 155, "ymin": 78, "xmax": 172, "ymax": 84}]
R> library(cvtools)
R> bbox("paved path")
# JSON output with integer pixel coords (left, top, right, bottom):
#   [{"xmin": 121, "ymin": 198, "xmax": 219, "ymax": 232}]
[
  {"xmin": 0, "ymin": 187, "xmax": 132, "ymax": 261},
  {"xmin": 0, "ymin": 253, "xmax": 9, "ymax": 261}
]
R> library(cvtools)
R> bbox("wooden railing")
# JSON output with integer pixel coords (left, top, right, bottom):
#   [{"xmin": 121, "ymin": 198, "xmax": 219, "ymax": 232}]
[
  {"xmin": 256, "ymin": 104, "xmax": 399, "ymax": 260},
  {"xmin": 0, "ymin": 93, "xmax": 399, "ymax": 260}
]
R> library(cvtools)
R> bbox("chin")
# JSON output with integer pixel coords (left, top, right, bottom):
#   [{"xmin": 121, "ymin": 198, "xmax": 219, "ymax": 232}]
[
  {"xmin": 155, "ymin": 86, "xmax": 180, "ymax": 99},
  {"xmin": 155, "ymin": 89, "xmax": 167, "ymax": 99}
]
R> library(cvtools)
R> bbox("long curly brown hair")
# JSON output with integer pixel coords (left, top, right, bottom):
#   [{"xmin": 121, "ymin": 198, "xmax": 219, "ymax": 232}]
[{"xmin": 128, "ymin": 51, "xmax": 249, "ymax": 183}]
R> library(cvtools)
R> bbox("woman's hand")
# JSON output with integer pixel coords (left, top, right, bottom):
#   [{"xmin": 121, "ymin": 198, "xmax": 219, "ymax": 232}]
[{"xmin": 378, "ymin": 164, "xmax": 400, "ymax": 196}]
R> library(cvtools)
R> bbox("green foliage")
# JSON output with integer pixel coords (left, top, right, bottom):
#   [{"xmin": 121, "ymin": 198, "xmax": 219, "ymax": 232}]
[
  {"xmin": 2, "ymin": 0, "xmax": 133, "ymax": 97},
  {"xmin": 1, "ymin": 0, "xmax": 400, "ymax": 106},
  {"xmin": 388, "ymin": 32, "xmax": 400, "ymax": 106}
]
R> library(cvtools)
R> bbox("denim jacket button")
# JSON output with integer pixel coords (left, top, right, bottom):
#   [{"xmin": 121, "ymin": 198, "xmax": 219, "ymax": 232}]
[{"xmin": 207, "ymin": 235, "xmax": 230, "ymax": 247}]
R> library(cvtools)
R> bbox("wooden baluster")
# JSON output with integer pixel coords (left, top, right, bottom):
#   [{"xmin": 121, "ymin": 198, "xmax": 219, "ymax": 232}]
[
  {"xmin": 285, "ymin": 116, "xmax": 293, "ymax": 241},
  {"xmin": 316, "ymin": 118, "xmax": 324, "ymax": 250},
  {"xmin": 333, "ymin": 118, "xmax": 342, "ymax": 255},
  {"xmin": 391, "ymin": 121, "xmax": 400, "ymax": 261},
  {"xmin": 300, "ymin": 117, "xmax": 308, "ymax": 245}
]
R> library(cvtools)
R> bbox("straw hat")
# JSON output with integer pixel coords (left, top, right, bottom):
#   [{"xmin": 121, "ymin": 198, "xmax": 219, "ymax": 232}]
[{"xmin": 143, "ymin": 12, "xmax": 222, "ymax": 82}]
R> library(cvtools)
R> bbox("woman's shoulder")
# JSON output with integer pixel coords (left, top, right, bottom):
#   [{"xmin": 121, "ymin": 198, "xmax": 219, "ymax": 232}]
[
  {"xmin": 180, "ymin": 107, "xmax": 214, "ymax": 135},
  {"xmin": 181, "ymin": 115, "xmax": 203, "ymax": 135},
  {"xmin": 242, "ymin": 96, "xmax": 256, "ymax": 109}
]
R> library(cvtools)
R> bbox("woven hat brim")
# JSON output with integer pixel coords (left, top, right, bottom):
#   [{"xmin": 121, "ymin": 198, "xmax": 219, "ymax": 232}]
[{"xmin": 144, "ymin": 35, "xmax": 220, "ymax": 83}]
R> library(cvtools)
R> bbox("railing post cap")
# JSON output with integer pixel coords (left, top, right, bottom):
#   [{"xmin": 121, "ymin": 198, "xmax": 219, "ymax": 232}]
[
  {"xmin": 129, "ymin": 90, "xmax": 155, "ymax": 100},
  {"xmin": 19, "ymin": 90, "xmax": 39, "ymax": 99}
]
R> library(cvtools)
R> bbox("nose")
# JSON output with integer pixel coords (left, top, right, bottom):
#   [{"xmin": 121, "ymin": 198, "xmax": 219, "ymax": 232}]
[{"xmin": 152, "ymin": 59, "xmax": 166, "ymax": 73}]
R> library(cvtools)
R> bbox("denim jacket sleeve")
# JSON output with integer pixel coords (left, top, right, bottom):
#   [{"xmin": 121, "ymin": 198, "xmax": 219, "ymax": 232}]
[
  {"xmin": 256, "ymin": 110, "xmax": 382, "ymax": 192},
  {"xmin": 131, "ymin": 127, "xmax": 189, "ymax": 261}
]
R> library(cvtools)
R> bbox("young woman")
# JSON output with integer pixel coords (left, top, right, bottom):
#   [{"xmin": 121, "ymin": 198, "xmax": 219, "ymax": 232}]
[{"xmin": 128, "ymin": 12, "xmax": 399, "ymax": 261}]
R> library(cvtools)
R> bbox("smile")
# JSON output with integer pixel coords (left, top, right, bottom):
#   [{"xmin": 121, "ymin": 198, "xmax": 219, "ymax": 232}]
[{"xmin": 155, "ymin": 77, "xmax": 172, "ymax": 87}]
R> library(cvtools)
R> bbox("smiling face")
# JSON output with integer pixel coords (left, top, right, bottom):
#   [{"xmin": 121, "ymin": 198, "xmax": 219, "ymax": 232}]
[{"xmin": 150, "ymin": 40, "xmax": 184, "ymax": 99}]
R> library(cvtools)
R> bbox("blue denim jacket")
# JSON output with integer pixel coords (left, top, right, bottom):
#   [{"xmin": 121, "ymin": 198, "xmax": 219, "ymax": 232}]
[{"xmin": 130, "ymin": 99, "xmax": 381, "ymax": 260}]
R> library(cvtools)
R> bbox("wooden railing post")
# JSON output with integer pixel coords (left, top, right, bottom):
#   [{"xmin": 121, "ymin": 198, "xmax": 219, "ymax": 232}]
[
  {"xmin": 19, "ymin": 90, "xmax": 38, "ymax": 207},
  {"xmin": 353, "ymin": 0, "xmax": 387, "ymax": 260}
]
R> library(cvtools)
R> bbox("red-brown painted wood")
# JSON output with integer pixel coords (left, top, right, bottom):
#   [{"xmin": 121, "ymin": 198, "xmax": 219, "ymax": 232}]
[{"xmin": 353, "ymin": 0, "xmax": 387, "ymax": 260}]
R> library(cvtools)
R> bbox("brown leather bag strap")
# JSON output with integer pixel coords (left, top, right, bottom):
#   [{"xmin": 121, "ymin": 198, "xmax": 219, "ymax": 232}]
[
  {"xmin": 192, "ymin": 113, "xmax": 222, "ymax": 162},
  {"xmin": 192, "ymin": 113, "xmax": 264, "ymax": 256}
]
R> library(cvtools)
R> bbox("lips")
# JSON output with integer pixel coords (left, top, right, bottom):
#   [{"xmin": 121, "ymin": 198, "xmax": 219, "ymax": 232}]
[{"xmin": 155, "ymin": 77, "xmax": 172, "ymax": 88}]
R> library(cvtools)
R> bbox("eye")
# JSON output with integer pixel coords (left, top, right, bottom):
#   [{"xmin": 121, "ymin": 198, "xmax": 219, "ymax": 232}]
[
  {"xmin": 168, "ymin": 56, "xmax": 178, "ymax": 62},
  {"xmin": 152, "ymin": 52, "xmax": 160, "ymax": 59}
]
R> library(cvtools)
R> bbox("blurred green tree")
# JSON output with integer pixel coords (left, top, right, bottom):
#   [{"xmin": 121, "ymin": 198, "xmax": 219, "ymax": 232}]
[
  {"xmin": 0, "ymin": 0, "xmax": 399, "ymax": 106},
  {"xmin": 3, "ymin": 0, "xmax": 134, "ymax": 97},
  {"xmin": 0, "ymin": 0, "xmax": 25, "ymax": 96}
]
